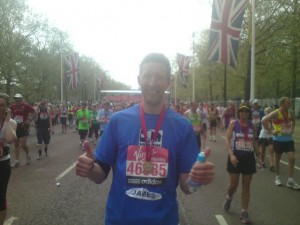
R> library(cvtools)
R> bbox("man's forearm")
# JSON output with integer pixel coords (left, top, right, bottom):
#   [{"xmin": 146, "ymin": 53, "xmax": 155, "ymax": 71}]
[{"xmin": 88, "ymin": 163, "xmax": 107, "ymax": 184}]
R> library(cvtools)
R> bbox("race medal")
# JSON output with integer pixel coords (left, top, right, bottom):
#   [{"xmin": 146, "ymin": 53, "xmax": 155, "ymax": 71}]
[{"xmin": 143, "ymin": 161, "xmax": 154, "ymax": 174}]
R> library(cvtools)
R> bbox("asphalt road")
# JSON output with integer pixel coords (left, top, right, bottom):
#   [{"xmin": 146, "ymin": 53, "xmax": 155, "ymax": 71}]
[{"xmin": 4, "ymin": 125, "xmax": 300, "ymax": 225}]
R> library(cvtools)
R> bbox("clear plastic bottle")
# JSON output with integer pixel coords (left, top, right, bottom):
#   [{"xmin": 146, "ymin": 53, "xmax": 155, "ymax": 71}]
[{"xmin": 187, "ymin": 151, "xmax": 206, "ymax": 193}]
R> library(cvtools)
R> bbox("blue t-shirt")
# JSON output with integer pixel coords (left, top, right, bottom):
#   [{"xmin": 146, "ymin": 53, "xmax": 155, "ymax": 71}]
[
  {"xmin": 97, "ymin": 109, "xmax": 113, "ymax": 131},
  {"xmin": 94, "ymin": 105, "xmax": 199, "ymax": 225}
]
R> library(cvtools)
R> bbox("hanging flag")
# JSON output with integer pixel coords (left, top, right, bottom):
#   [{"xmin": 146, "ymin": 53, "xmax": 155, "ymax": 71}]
[
  {"xmin": 208, "ymin": 0, "xmax": 248, "ymax": 68},
  {"xmin": 97, "ymin": 73, "xmax": 104, "ymax": 87},
  {"xmin": 177, "ymin": 53, "xmax": 191, "ymax": 87},
  {"xmin": 64, "ymin": 53, "xmax": 80, "ymax": 89}
]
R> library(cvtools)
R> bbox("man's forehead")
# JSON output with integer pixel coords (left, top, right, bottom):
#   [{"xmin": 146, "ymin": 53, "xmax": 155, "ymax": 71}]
[{"xmin": 140, "ymin": 62, "xmax": 169, "ymax": 73}]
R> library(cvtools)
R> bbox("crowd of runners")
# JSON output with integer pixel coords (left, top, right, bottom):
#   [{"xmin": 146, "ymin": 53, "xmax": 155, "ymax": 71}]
[{"xmin": 1, "ymin": 89, "xmax": 299, "ymax": 224}]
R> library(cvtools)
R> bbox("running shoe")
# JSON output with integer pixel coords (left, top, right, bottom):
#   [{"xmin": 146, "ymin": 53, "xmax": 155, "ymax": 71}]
[
  {"xmin": 37, "ymin": 155, "xmax": 42, "ymax": 160},
  {"xmin": 240, "ymin": 211, "xmax": 252, "ymax": 224},
  {"xmin": 256, "ymin": 160, "xmax": 264, "ymax": 171},
  {"xmin": 11, "ymin": 160, "xmax": 20, "ymax": 168},
  {"xmin": 26, "ymin": 155, "xmax": 31, "ymax": 165},
  {"xmin": 275, "ymin": 176, "xmax": 282, "ymax": 186},
  {"xmin": 223, "ymin": 197, "xmax": 232, "ymax": 211},
  {"xmin": 286, "ymin": 179, "xmax": 300, "ymax": 190}
]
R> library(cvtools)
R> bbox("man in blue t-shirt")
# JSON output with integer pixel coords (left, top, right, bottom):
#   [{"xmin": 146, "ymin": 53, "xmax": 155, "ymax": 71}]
[
  {"xmin": 76, "ymin": 53, "xmax": 215, "ymax": 225},
  {"xmin": 97, "ymin": 101, "xmax": 113, "ymax": 137}
]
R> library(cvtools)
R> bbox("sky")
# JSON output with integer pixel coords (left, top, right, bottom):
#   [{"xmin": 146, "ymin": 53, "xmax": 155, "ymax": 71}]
[{"xmin": 27, "ymin": 0, "xmax": 213, "ymax": 89}]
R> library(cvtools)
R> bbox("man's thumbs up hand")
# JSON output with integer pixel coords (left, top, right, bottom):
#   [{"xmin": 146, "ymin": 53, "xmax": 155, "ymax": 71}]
[
  {"xmin": 204, "ymin": 146, "xmax": 211, "ymax": 159},
  {"xmin": 84, "ymin": 140, "xmax": 95, "ymax": 160},
  {"xmin": 76, "ymin": 140, "xmax": 95, "ymax": 177}
]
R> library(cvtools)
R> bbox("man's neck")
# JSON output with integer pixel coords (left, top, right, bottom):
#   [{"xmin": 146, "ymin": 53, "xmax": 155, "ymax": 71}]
[
  {"xmin": 239, "ymin": 119, "xmax": 248, "ymax": 126},
  {"xmin": 142, "ymin": 102, "xmax": 165, "ymax": 114},
  {"xmin": 280, "ymin": 107, "xmax": 288, "ymax": 113},
  {"xmin": 191, "ymin": 109, "xmax": 197, "ymax": 114}
]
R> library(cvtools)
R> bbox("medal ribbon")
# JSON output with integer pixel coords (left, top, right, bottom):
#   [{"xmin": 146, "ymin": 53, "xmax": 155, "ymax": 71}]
[
  {"xmin": 240, "ymin": 121, "xmax": 250, "ymax": 141},
  {"xmin": 140, "ymin": 104, "xmax": 166, "ymax": 162}
]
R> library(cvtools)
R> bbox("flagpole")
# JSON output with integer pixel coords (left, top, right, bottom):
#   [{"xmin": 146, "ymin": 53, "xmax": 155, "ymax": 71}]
[
  {"xmin": 192, "ymin": 68, "xmax": 195, "ymax": 101},
  {"xmin": 192, "ymin": 32, "xmax": 195, "ymax": 101},
  {"xmin": 175, "ymin": 71, "xmax": 177, "ymax": 105},
  {"xmin": 93, "ymin": 60, "xmax": 96, "ymax": 102},
  {"xmin": 250, "ymin": 0, "xmax": 255, "ymax": 100},
  {"xmin": 60, "ymin": 54, "xmax": 63, "ymax": 103}
]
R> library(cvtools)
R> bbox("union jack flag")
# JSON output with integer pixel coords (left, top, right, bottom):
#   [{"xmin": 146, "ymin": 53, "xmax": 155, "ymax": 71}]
[
  {"xmin": 208, "ymin": 0, "xmax": 248, "ymax": 68},
  {"xmin": 177, "ymin": 53, "xmax": 191, "ymax": 87},
  {"xmin": 64, "ymin": 53, "xmax": 80, "ymax": 89}
]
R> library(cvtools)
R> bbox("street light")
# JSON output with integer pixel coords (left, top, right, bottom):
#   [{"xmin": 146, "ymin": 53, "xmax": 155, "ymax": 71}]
[{"xmin": 84, "ymin": 80, "xmax": 87, "ymax": 101}]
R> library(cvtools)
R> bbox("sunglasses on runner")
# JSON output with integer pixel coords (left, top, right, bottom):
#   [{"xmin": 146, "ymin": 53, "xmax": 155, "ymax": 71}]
[{"xmin": 239, "ymin": 109, "xmax": 250, "ymax": 113}]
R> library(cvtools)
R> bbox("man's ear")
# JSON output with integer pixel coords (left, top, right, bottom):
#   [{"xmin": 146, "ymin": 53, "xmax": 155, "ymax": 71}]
[{"xmin": 137, "ymin": 75, "xmax": 141, "ymax": 85}]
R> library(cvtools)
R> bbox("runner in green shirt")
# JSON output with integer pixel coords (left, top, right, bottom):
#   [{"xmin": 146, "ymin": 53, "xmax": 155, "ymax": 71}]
[
  {"xmin": 76, "ymin": 102, "xmax": 91, "ymax": 149},
  {"xmin": 88, "ymin": 104, "xmax": 100, "ymax": 144}
]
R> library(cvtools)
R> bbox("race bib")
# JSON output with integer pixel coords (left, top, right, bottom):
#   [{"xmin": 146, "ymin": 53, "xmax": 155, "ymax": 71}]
[
  {"xmin": 282, "ymin": 123, "xmax": 293, "ymax": 136},
  {"xmin": 14, "ymin": 115, "xmax": 24, "ymax": 123},
  {"xmin": 39, "ymin": 112, "xmax": 48, "ymax": 120},
  {"xmin": 126, "ymin": 145, "xmax": 168, "ymax": 186},
  {"xmin": 252, "ymin": 117, "xmax": 260, "ymax": 126},
  {"xmin": 236, "ymin": 138, "xmax": 253, "ymax": 151}
]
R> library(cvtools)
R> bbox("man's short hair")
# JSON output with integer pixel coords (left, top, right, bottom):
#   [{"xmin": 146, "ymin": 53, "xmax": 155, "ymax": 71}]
[
  {"xmin": 103, "ymin": 101, "xmax": 110, "ymax": 106},
  {"xmin": 279, "ymin": 97, "xmax": 289, "ymax": 106},
  {"xmin": 139, "ymin": 53, "xmax": 171, "ymax": 77},
  {"xmin": 0, "ymin": 93, "xmax": 10, "ymax": 105}
]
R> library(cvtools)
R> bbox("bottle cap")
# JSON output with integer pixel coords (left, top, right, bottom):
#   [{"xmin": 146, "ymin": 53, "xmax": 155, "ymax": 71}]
[{"xmin": 197, "ymin": 152, "xmax": 206, "ymax": 163}]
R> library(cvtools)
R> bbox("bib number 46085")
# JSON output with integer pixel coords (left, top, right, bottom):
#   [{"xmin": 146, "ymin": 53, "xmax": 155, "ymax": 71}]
[{"xmin": 126, "ymin": 161, "xmax": 167, "ymax": 177}]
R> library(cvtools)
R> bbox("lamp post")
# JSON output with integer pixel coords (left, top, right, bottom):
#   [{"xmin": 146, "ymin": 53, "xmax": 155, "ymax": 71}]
[{"xmin": 84, "ymin": 80, "xmax": 87, "ymax": 101}]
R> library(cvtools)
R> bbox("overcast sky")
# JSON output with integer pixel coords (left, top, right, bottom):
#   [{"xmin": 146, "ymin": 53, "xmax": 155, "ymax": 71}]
[{"xmin": 27, "ymin": 0, "xmax": 213, "ymax": 89}]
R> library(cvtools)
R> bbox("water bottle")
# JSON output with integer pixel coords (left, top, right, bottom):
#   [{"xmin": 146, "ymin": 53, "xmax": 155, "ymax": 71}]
[{"xmin": 187, "ymin": 151, "xmax": 206, "ymax": 193}]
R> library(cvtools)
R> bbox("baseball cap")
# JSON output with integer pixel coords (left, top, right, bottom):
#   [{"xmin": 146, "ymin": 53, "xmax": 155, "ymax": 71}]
[
  {"xmin": 14, "ymin": 93, "xmax": 23, "ymax": 98},
  {"xmin": 238, "ymin": 103, "xmax": 250, "ymax": 111},
  {"xmin": 252, "ymin": 99, "xmax": 259, "ymax": 104}
]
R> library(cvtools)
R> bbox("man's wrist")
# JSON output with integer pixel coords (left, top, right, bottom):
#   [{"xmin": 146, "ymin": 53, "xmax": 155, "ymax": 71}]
[{"xmin": 88, "ymin": 162, "xmax": 95, "ymax": 177}]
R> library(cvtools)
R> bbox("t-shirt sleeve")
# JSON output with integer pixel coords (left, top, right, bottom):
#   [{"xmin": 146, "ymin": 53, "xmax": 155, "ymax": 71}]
[
  {"xmin": 94, "ymin": 116, "xmax": 117, "ymax": 165},
  {"xmin": 26, "ymin": 104, "xmax": 36, "ymax": 114},
  {"xmin": 178, "ymin": 123, "xmax": 199, "ymax": 173}
]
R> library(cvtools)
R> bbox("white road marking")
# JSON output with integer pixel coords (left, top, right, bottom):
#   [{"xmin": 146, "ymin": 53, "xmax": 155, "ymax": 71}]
[
  {"xmin": 4, "ymin": 217, "xmax": 18, "ymax": 225},
  {"xmin": 55, "ymin": 162, "xmax": 76, "ymax": 181},
  {"xmin": 215, "ymin": 215, "xmax": 229, "ymax": 225},
  {"xmin": 279, "ymin": 159, "xmax": 300, "ymax": 170}
]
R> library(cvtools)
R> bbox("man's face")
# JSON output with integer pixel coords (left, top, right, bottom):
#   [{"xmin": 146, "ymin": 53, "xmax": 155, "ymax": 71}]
[
  {"xmin": 0, "ymin": 98, "xmax": 7, "ymax": 115},
  {"xmin": 253, "ymin": 103, "xmax": 259, "ymax": 109},
  {"xmin": 40, "ymin": 99, "xmax": 47, "ymax": 106},
  {"xmin": 103, "ymin": 103, "xmax": 109, "ymax": 110},
  {"xmin": 14, "ymin": 98, "xmax": 22, "ymax": 104},
  {"xmin": 138, "ymin": 62, "xmax": 170, "ymax": 107},
  {"xmin": 283, "ymin": 99, "xmax": 291, "ymax": 109},
  {"xmin": 191, "ymin": 102, "xmax": 198, "ymax": 111}
]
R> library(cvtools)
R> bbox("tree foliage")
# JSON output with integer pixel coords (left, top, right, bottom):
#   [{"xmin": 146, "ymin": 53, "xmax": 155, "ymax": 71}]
[
  {"xmin": 0, "ymin": 0, "xmax": 128, "ymax": 103},
  {"xmin": 172, "ymin": 0, "xmax": 300, "ymax": 104},
  {"xmin": 1, "ymin": 0, "xmax": 300, "ymax": 104}
]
